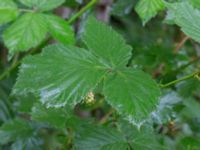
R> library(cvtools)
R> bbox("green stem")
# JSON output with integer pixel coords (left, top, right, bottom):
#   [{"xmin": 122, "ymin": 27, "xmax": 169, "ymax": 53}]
[
  {"xmin": 0, "ymin": 0, "xmax": 98, "ymax": 81},
  {"xmin": 99, "ymin": 108, "xmax": 115, "ymax": 124},
  {"xmin": 160, "ymin": 70, "xmax": 200, "ymax": 88},
  {"xmin": 68, "ymin": 0, "xmax": 98, "ymax": 24}
]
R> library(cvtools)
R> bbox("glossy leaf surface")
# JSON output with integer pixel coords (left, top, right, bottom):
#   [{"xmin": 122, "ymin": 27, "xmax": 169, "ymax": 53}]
[
  {"xmin": 103, "ymin": 68, "xmax": 160, "ymax": 123},
  {"xmin": 14, "ymin": 44, "xmax": 107, "ymax": 107}
]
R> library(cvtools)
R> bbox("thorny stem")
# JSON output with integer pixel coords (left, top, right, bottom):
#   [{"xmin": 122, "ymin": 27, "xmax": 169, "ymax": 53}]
[
  {"xmin": 0, "ymin": 0, "xmax": 99, "ymax": 81},
  {"xmin": 160, "ymin": 70, "xmax": 200, "ymax": 88}
]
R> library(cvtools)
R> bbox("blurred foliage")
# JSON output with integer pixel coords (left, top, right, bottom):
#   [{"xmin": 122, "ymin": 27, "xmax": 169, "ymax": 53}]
[{"xmin": 0, "ymin": 0, "xmax": 200, "ymax": 149}]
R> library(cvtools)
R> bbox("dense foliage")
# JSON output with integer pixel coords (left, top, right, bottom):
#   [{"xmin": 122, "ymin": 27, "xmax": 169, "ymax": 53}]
[{"xmin": 0, "ymin": 0, "xmax": 200, "ymax": 149}]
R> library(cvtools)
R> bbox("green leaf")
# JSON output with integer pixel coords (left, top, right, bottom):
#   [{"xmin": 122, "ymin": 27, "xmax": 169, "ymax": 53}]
[
  {"xmin": 135, "ymin": 0, "xmax": 165, "ymax": 25},
  {"xmin": 13, "ymin": 17, "xmax": 160, "ymax": 122},
  {"xmin": 177, "ymin": 136, "xmax": 200, "ymax": 150},
  {"xmin": 0, "ymin": 101, "xmax": 10, "ymax": 122},
  {"xmin": 3, "ymin": 13, "xmax": 48, "ymax": 55},
  {"xmin": 181, "ymin": 98, "xmax": 200, "ymax": 119},
  {"xmin": 31, "ymin": 103, "xmax": 68, "ymax": 128},
  {"xmin": 0, "ymin": 0, "xmax": 19, "ymax": 25},
  {"xmin": 19, "ymin": 0, "xmax": 65, "ymax": 11},
  {"xmin": 178, "ymin": 79, "xmax": 200, "ymax": 97},
  {"xmin": 130, "ymin": 126, "xmax": 165, "ymax": 150},
  {"xmin": 103, "ymin": 68, "xmax": 160, "ymax": 123},
  {"xmin": 166, "ymin": 2, "xmax": 200, "ymax": 43},
  {"xmin": 75, "ymin": 126, "xmax": 129, "ymax": 150},
  {"xmin": 65, "ymin": 0, "xmax": 82, "ymax": 7},
  {"xmin": 13, "ymin": 44, "xmax": 107, "ymax": 107},
  {"xmin": 112, "ymin": 0, "xmax": 134, "ymax": 16},
  {"xmin": 0, "ymin": 86, "xmax": 11, "ymax": 122},
  {"xmin": 82, "ymin": 17, "xmax": 132, "ymax": 68},
  {"xmin": 119, "ymin": 120, "xmax": 165, "ymax": 150},
  {"xmin": 189, "ymin": 0, "xmax": 200, "ymax": 8},
  {"xmin": 0, "ymin": 119, "xmax": 33, "ymax": 144},
  {"xmin": 11, "ymin": 137, "xmax": 42, "ymax": 150},
  {"xmin": 44, "ymin": 14, "xmax": 75, "ymax": 45},
  {"xmin": 14, "ymin": 94, "xmax": 36, "ymax": 113}
]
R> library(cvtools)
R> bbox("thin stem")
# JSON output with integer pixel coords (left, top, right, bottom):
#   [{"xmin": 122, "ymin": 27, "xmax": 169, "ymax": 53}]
[
  {"xmin": 0, "ymin": 0, "xmax": 98, "ymax": 81},
  {"xmin": 160, "ymin": 71, "xmax": 200, "ymax": 88},
  {"xmin": 68, "ymin": 0, "xmax": 98, "ymax": 24},
  {"xmin": 99, "ymin": 108, "xmax": 115, "ymax": 124},
  {"xmin": 174, "ymin": 35, "xmax": 189, "ymax": 53}
]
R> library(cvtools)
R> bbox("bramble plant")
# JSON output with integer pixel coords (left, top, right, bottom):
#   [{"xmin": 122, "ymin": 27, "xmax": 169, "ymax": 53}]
[{"xmin": 0, "ymin": 0, "xmax": 200, "ymax": 150}]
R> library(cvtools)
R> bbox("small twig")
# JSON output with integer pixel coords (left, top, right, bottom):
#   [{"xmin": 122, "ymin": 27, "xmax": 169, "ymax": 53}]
[
  {"xmin": 174, "ymin": 35, "xmax": 189, "ymax": 53},
  {"xmin": 99, "ymin": 108, "xmax": 115, "ymax": 124},
  {"xmin": 160, "ymin": 70, "xmax": 200, "ymax": 88}
]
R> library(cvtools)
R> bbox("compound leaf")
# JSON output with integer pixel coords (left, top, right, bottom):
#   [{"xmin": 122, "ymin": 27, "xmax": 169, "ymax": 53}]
[{"xmin": 13, "ymin": 17, "xmax": 160, "ymax": 123}]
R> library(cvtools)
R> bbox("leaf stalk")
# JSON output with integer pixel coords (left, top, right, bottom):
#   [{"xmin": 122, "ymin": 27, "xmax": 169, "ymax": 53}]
[{"xmin": 160, "ymin": 70, "xmax": 200, "ymax": 88}]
